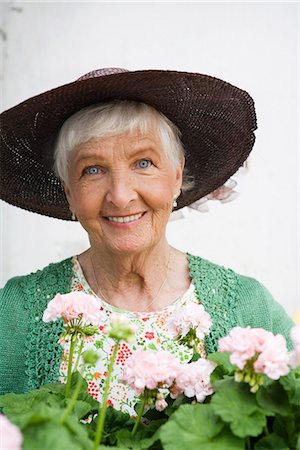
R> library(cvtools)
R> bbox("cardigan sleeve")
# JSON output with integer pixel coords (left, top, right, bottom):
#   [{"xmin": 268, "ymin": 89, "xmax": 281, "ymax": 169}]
[
  {"xmin": 0, "ymin": 277, "xmax": 30, "ymax": 395},
  {"xmin": 0, "ymin": 258, "xmax": 74, "ymax": 396},
  {"xmin": 235, "ymin": 274, "xmax": 295, "ymax": 349}
]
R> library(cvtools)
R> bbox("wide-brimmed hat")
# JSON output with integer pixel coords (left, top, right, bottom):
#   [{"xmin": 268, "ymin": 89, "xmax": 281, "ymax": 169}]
[{"xmin": 0, "ymin": 68, "xmax": 256, "ymax": 220}]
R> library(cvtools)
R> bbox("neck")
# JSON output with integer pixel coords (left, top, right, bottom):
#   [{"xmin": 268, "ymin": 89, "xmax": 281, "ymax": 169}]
[{"xmin": 82, "ymin": 240, "xmax": 173, "ymax": 311}]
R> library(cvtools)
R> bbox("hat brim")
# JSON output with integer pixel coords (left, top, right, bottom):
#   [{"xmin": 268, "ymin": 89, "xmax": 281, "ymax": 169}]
[{"xmin": 0, "ymin": 70, "xmax": 256, "ymax": 220}]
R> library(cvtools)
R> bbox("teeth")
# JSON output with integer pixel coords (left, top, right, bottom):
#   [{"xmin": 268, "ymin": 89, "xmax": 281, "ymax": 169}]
[{"xmin": 107, "ymin": 213, "xmax": 144, "ymax": 223}]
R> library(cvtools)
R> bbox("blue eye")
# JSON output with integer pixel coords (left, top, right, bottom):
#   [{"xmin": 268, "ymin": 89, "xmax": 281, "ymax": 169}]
[
  {"xmin": 84, "ymin": 166, "xmax": 102, "ymax": 175},
  {"xmin": 137, "ymin": 159, "xmax": 152, "ymax": 169}
]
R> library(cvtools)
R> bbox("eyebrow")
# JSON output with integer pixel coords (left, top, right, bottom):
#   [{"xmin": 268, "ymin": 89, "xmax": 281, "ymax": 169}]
[{"xmin": 74, "ymin": 144, "xmax": 161, "ymax": 165}]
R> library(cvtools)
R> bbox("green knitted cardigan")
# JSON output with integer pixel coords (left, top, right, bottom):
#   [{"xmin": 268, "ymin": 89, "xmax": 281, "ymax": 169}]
[{"xmin": 0, "ymin": 254, "xmax": 294, "ymax": 396}]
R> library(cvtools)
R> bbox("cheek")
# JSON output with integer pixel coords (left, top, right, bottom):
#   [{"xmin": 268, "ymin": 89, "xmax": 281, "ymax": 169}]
[
  {"xmin": 71, "ymin": 185, "xmax": 103, "ymax": 217},
  {"xmin": 141, "ymin": 176, "xmax": 175, "ymax": 210},
  {"xmin": 144, "ymin": 191, "xmax": 172, "ymax": 214}
]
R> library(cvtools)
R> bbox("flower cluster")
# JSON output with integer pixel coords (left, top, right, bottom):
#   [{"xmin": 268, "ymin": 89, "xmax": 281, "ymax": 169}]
[
  {"xmin": 167, "ymin": 302, "xmax": 212, "ymax": 350},
  {"xmin": 217, "ymin": 326, "xmax": 294, "ymax": 392},
  {"xmin": 120, "ymin": 349, "xmax": 215, "ymax": 411},
  {"xmin": 43, "ymin": 292, "xmax": 105, "ymax": 326},
  {"xmin": 0, "ymin": 414, "xmax": 23, "ymax": 450},
  {"xmin": 170, "ymin": 358, "xmax": 216, "ymax": 402},
  {"xmin": 43, "ymin": 292, "xmax": 106, "ymax": 344},
  {"xmin": 120, "ymin": 350, "xmax": 179, "ymax": 396},
  {"xmin": 289, "ymin": 324, "xmax": 300, "ymax": 368},
  {"xmin": 218, "ymin": 326, "xmax": 290, "ymax": 380}
]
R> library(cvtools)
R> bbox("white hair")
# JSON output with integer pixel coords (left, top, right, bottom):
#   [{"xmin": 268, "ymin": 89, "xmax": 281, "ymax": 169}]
[{"xmin": 53, "ymin": 100, "xmax": 193, "ymax": 191}]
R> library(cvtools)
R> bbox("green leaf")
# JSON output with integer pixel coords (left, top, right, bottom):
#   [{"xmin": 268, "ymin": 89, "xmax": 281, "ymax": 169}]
[
  {"xmin": 279, "ymin": 370, "xmax": 300, "ymax": 406},
  {"xmin": 71, "ymin": 400, "xmax": 94, "ymax": 419},
  {"xmin": 0, "ymin": 390, "xmax": 39, "ymax": 411},
  {"xmin": 67, "ymin": 372, "xmax": 99, "ymax": 409},
  {"xmin": 0, "ymin": 390, "xmax": 54, "ymax": 428},
  {"xmin": 211, "ymin": 378, "xmax": 266, "ymax": 438},
  {"xmin": 31, "ymin": 405, "xmax": 63, "ymax": 421},
  {"xmin": 99, "ymin": 446, "xmax": 129, "ymax": 450},
  {"xmin": 163, "ymin": 395, "xmax": 190, "ymax": 417},
  {"xmin": 87, "ymin": 406, "xmax": 134, "ymax": 445},
  {"xmin": 159, "ymin": 403, "xmax": 244, "ymax": 450},
  {"xmin": 273, "ymin": 413, "xmax": 300, "ymax": 449},
  {"xmin": 232, "ymin": 410, "xmax": 266, "ymax": 439},
  {"xmin": 39, "ymin": 382, "xmax": 66, "ymax": 395},
  {"xmin": 116, "ymin": 428, "xmax": 161, "ymax": 450},
  {"xmin": 103, "ymin": 406, "xmax": 135, "ymax": 436},
  {"xmin": 23, "ymin": 421, "xmax": 84, "ymax": 450},
  {"xmin": 70, "ymin": 371, "xmax": 88, "ymax": 392},
  {"xmin": 208, "ymin": 352, "xmax": 235, "ymax": 376},
  {"xmin": 116, "ymin": 429, "xmax": 140, "ymax": 448},
  {"xmin": 256, "ymin": 382, "xmax": 291, "ymax": 416},
  {"xmin": 191, "ymin": 353, "xmax": 200, "ymax": 362},
  {"xmin": 64, "ymin": 415, "xmax": 94, "ymax": 450},
  {"xmin": 139, "ymin": 418, "xmax": 166, "ymax": 436},
  {"xmin": 254, "ymin": 433, "xmax": 288, "ymax": 449}
]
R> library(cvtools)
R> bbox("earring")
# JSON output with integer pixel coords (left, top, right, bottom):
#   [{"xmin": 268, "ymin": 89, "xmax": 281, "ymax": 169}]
[
  {"xmin": 71, "ymin": 212, "xmax": 76, "ymax": 221},
  {"xmin": 173, "ymin": 198, "xmax": 178, "ymax": 208}
]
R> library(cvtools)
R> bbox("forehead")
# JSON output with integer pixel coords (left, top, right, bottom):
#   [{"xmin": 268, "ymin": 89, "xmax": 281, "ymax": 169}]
[{"xmin": 72, "ymin": 127, "xmax": 164, "ymax": 162}]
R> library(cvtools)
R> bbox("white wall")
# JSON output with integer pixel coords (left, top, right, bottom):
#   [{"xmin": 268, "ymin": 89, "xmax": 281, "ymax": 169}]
[{"xmin": 0, "ymin": 1, "xmax": 298, "ymax": 317}]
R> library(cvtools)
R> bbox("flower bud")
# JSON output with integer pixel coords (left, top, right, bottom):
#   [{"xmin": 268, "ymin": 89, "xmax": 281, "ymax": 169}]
[
  {"xmin": 82, "ymin": 349, "xmax": 100, "ymax": 366},
  {"xmin": 108, "ymin": 313, "xmax": 137, "ymax": 343},
  {"xmin": 83, "ymin": 325, "xmax": 100, "ymax": 336}
]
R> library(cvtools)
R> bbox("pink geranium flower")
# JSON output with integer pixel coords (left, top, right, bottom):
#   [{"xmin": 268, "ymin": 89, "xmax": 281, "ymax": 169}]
[
  {"xmin": 0, "ymin": 415, "xmax": 23, "ymax": 449},
  {"xmin": 218, "ymin": 327, "xmax": 272, "ymax": 370},
  {"xmin": 219, "ymin": 326, "xmax": 290, "ymax": 379},
  {"xmin": 120, "ymin": 350, "xmax": 180, "ymax": 395},
  {"xmin": 155, "ymin": 392, "xmax": 169, "ymax": 411},
  {"xmin": 289, "ymin": 325, "xmax": 300, "ymax": 368},
  {"xmin": 43, "ymin": 292, "xmax": 105, "ymax": 326},
  {"xmin": 254, "ymin": 334, "xmax": 290, "ymax": 379},
  {"xmin": 167, "ymin": 302, "xmax": 212, "ymax": 340},
  {"xmin": 171, "ymin": 359, "xmax": 216, "ymax": 402}
]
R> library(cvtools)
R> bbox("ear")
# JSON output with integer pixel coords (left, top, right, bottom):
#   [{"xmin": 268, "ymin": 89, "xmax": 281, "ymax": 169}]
[
  {"xmin": 174, "ymin": 157, "xmax": 185, "ymax": 196},
  {"xmin": 62, "ymin": 181, "xmax": 75, "ymax": 212}
]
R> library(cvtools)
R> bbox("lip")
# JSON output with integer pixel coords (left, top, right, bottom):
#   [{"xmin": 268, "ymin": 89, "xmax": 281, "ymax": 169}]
[{"xmin": 102, "ymin": 211, "xmax": 147, "ymax": 226}]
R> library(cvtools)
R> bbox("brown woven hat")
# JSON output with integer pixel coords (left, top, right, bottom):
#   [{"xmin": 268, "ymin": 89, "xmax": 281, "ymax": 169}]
[{"xmin": 0, "ymin": 68, "xmax": 256, "ymax": 220}]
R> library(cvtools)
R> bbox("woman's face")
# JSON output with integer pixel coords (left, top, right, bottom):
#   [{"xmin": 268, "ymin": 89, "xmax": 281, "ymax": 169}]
[{"xmin": 64, "ymin": 127, "xmax": 183, "ymax": 255}]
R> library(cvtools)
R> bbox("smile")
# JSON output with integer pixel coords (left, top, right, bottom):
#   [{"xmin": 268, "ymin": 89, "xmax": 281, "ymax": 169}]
[{"xmin": 105, "ymin": 212, "xmax": 145, "ymax": 223}]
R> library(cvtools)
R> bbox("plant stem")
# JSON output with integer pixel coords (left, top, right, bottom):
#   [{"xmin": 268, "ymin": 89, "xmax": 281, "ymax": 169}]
[
  {"xmin": 193, "ymin": 342, "xmax": 199, "ymax": 355},
  {"xmin": 131, "ymin": 395, "xmax": 147, "ymax": 436},
  {"xmin": 73, "ymin": 337, "xmax": 84, "ymax": 372},
  {"xmin": 60, "ymin": 374, "xmax": 83, "ymax": 424},
  {"xmin": 264, "ymin": 424, "xmax": 269, "ymax": 436},
  {"xmin": 246, "ymin": 437, "xmax": 251, "ymax": 449},
  {"xmin": 65, "ymin": 335, "xmax": 76, "ymax": 398},
  {"xmin": 93, "ymin": 340, "xmax": 120, "ymax": 450}
]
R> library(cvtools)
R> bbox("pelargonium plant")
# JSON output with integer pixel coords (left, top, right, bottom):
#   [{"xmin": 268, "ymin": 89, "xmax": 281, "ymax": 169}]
[
  {"xmin": 166, "ymin": 302, "xmax": 212, "ymax": 353},
  {"xmin": 0, "ymin": 292, "xmax": 299, "ymax": 450},
  {"xmin": 218, "ymin": 326, "xmax": 290, "ymax": 392}
]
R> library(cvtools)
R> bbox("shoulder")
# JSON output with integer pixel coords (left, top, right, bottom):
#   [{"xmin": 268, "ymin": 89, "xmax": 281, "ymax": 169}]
[
  {"xmin": 0, "ymin": 257, "xmax": 74, "ymax": 312},
  {"xmin": 187, "ymin": 254, "xmax": 294, "ymax": 347},
  {"xmin": 188, "ymin": 252, "xmax": 287, "ymax": 314},
  {"xmin": 234, "ymin": 273, "xmax": 294, "ymax": 345}
]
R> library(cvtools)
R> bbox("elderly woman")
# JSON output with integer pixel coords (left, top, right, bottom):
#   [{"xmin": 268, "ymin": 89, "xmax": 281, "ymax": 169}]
[{"xmin": 0, "ymin": 68, "xmax": 294, "ymax": 413}]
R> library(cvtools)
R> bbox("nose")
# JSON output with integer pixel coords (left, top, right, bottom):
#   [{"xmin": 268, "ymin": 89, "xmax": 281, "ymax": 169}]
[{"xmin": 105, "ymin": 170, "xmax": 138, "ymax": 209}]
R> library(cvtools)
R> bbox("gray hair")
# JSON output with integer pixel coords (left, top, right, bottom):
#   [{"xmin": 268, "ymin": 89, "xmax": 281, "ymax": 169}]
[{"xmin": 53, "ymin": 100, "xmax": 194, "ymax": 191}]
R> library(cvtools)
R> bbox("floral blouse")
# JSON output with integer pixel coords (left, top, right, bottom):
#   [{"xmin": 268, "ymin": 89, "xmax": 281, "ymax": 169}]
[{"xmin": 58, "ymin": 256, "xmax": 206, "ymax": 416}]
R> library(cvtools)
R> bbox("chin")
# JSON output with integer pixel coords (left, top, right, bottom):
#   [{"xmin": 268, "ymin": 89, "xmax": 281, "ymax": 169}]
[{"xmin": 105, "ymin": 239, "xmax": 156, "ymax": 256}]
